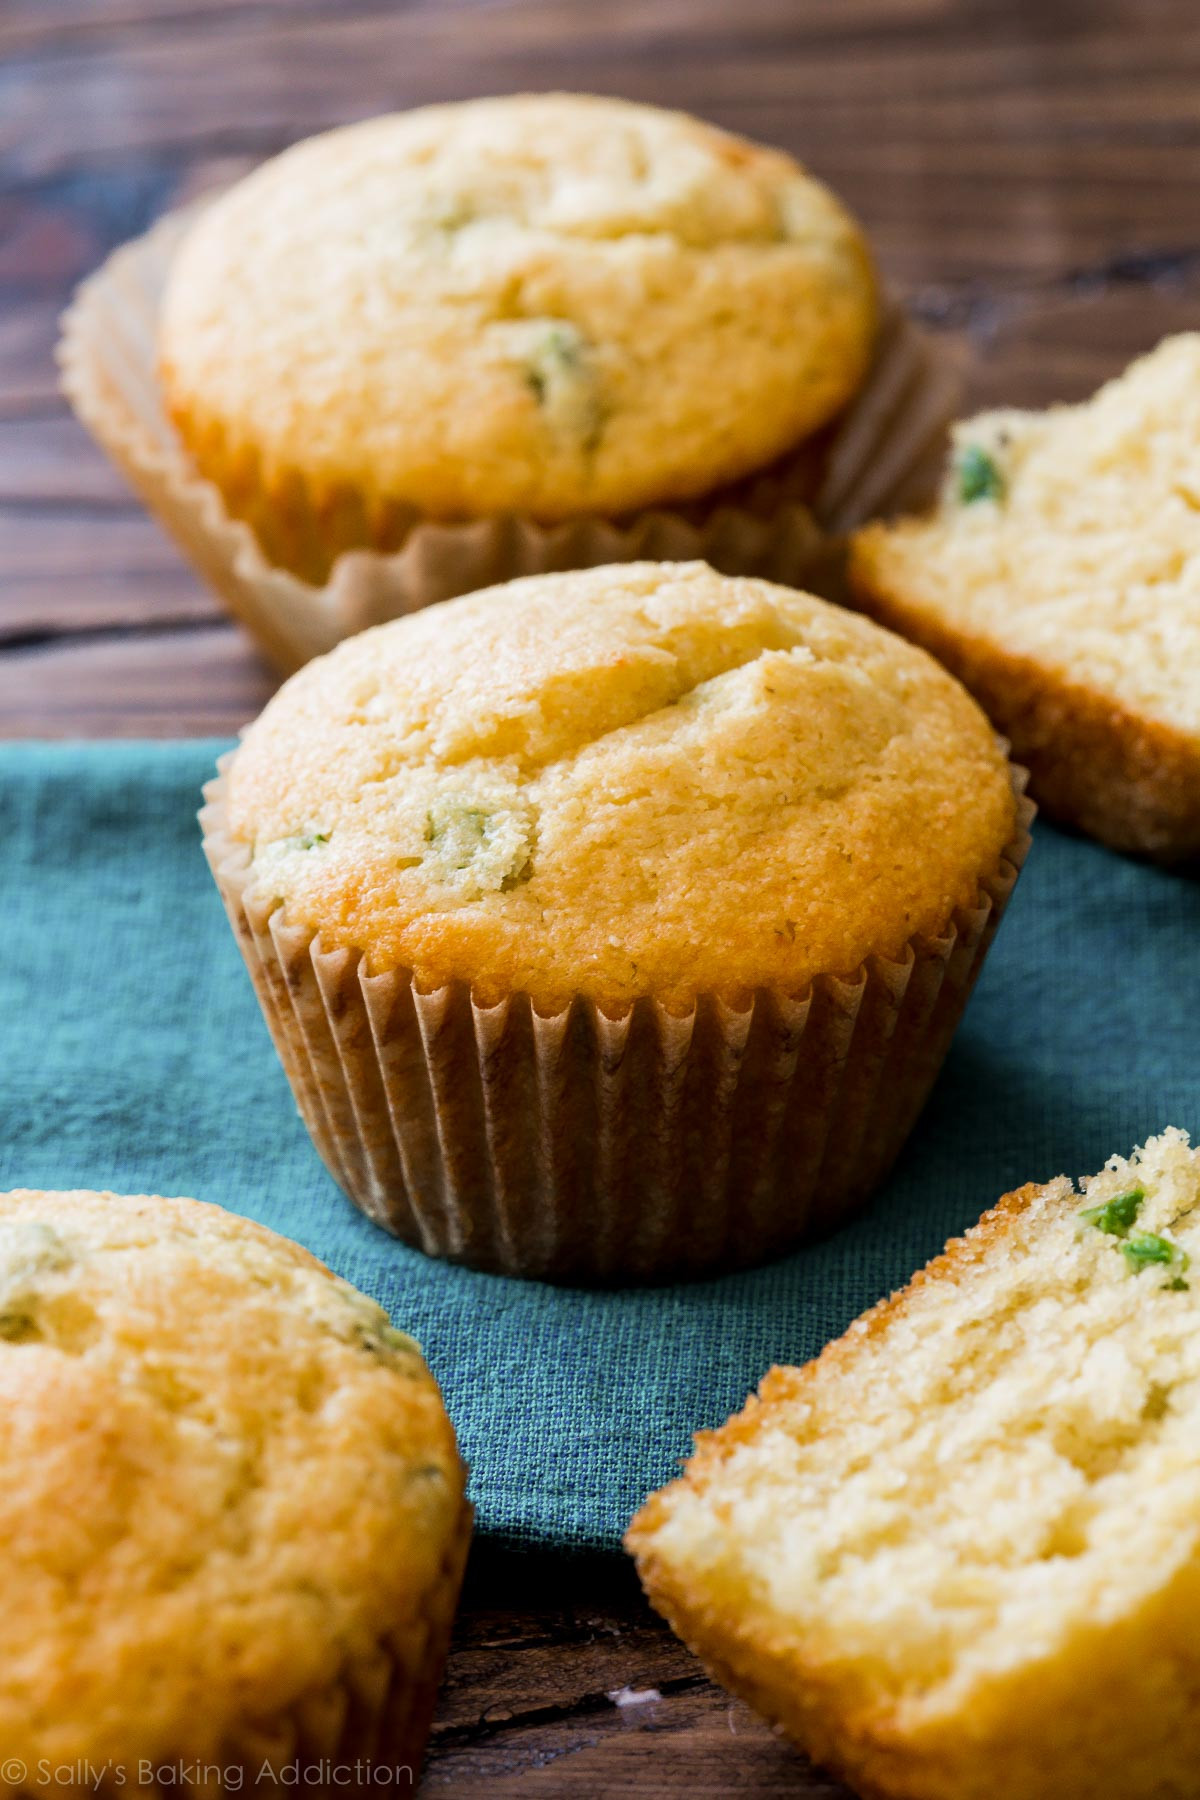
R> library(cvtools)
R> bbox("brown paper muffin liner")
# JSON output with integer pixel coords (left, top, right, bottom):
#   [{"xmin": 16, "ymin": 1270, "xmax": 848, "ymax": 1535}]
[
  {"xmin": 60, "ymin": 198, "xmax": 962, "ymax": 674},
  {"xmin": 10, "ymin": 1495, "xmax": 471, "ymax": 1798},
  {"xmin": 200, "ymin": 759, "xmax": 1032, "ymax": 1286},
  {"xmin": 223, "ymin": 1494, "xmax": 471, "ymax": 1787}
]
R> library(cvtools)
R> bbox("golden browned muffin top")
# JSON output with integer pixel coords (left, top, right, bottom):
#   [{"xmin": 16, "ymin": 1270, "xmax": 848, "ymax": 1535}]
[
  {"xmin": 227, "ymin": 561, "xmax": 1016, "ymax": 1012},
  {"xmin": 0, "ymin": 1188, "xmax": 465, "ymax": 1766},
  {"xmin": 160, "ymin": 94, "xmax": 877, "ymax": 533}
]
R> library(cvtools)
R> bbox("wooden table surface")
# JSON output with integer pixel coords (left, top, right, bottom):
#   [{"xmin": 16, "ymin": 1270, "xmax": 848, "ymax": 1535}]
[{"xmin": 4, "ymin": 0, "xmax": 1199, "ymax": 1790}]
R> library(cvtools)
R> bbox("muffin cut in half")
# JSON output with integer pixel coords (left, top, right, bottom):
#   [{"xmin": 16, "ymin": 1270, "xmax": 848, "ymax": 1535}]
[
  {"xmin": 628, "ymin": 1128, "xmax": 1200, "ymax": 1800},
  {"xmin": 0, "ymin": 1188, "xmax": 470, "ymax": 1790},
  {"xmin": 202, "ymin": 560, "xmax": 1029, "ymax": 1283},
  {"xmin": 850, "ymin": 335, "xmax": 1200, "ymax": 860}
]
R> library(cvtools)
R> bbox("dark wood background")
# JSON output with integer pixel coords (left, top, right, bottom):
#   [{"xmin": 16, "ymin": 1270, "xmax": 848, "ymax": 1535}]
[{"xmin": 3, "ymin": 0, "xmax": 1199, "ymax": 1790}]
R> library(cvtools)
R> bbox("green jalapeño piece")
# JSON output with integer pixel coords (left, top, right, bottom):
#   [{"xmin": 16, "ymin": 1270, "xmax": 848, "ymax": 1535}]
[
  {"xmin": 956, "ymin": 443, "xmax": 1005, "ymax": 505},
  {"xmin": 1078, "ymin": 1187, "xmax": 1144, "ymax": 1237},
  {"xmin": 1122, "ymin": 1231, "xmax": 1190, "ymax": 1289}
]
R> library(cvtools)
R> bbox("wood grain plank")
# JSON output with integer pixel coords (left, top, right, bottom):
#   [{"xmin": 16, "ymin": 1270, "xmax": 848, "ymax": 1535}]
[
  {"xmin": 0, "ymin": 415, "xmax": 136, "ymax": 505},
  {"xmin": 961, "ymin": 279, "xmax": 1200, "ymax": 411},
  {"xmin": 0, "ymin": 162, "xmax": 184, "ymax": 299},
  {"xmin": 0, "ymin": 0, "xmax": 958, "ymax": 63},
  {"xmin": 0, "ymin": 512, "xmax": 220, "ymax": 638},
  {"xmin": 0, "ymin": 623, "xmax": 275, "ymax": 735},
  {"xmin": 0, "ymin": 0, "xmax": 508, "ymax": 60},
  {"xmin": 3, "ymin": 0, "xmax": 1197, "ymax": 292},
  {"xmin": 4, "ymin": 1, "xmax": 1197, "ymax": 331},
  {"xmin": 425, "ymin": 1685, "xmax": 836, "ymax": 1796},
  {"xmin": 421, "ymin": 1556, "xmax": 852, "ymax": 1797},
  {"xmin": 0, "ymin": 301, "xmax": 66, "ymax": 413}
]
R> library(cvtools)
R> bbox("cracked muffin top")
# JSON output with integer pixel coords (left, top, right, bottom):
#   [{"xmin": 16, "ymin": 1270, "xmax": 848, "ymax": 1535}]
[
  {"xmin": 225, "ymin": 562, "xmax": 1016, "ymax": 1012},
  {"xmin": 159, "ymin": 94, "xmax": 877, "ymax": 538},
  {"xmin": 0, "ymin": 1188, "xmax": 466, "ymax": 1767}
]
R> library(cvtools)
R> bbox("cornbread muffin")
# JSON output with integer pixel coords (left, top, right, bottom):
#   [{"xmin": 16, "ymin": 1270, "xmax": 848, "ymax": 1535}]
[
  {"xmin": 0, "ymin": 1188, "xmax": 469, "ymax": 1788},
  {"xmin": 850, "ymin": 335, "xmax": 1200, "ymax": 859},
  {"xmin": 159, "ymin": 94, "xmax": 878, "ymax": 580},
  {"xmin": 628, "ymin": 1128, "xmax": 1200, "ymax": 1800},
  {"xmin": 222, "ymin": 561, "xmax": 1016, "ymax": 1011},
  {"xmin": 203, "ymin": 561, "xmax": 1028, "ymax": 1281}
]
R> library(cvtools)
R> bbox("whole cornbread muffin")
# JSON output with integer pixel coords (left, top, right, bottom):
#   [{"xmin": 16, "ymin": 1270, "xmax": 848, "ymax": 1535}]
[
  {"xmin": 159, "ymin": 94, "xmax": 878, "ymax": 580},
  {"xmin": 202, "ymin": 561, "xmax": 1030, "ymax": 1282},
  {"xmin": 0, "ymin": 1188, "xmax": 469, "ymax": 1791}
]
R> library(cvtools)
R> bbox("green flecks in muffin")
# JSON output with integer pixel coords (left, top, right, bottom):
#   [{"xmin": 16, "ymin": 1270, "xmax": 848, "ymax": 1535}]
[
  {"xmin": 424, "ymin": 795, "xmax": 534, "ymax": 895},
  {"xmin": 1122, "ymin": 1232, "xmax": 1178, "ymax": 1269},
  {"xmin": 0, "ymin": 1225, "xmax": 71, "ymax": 1348},
  {"xmin": 955, "ymin": 443, "xmax": 1005, "ymax": 505},
  {"xmin": 1079, "ymin": 1187, "xmax": 1144, "ymax": 1237},
  {"xmin": 1078, "ymin": 1191, "xmax": 1190, "ymax": 1289},
  {"xmin": 256, "ymin": 828, "xmax": 330, "ymax": 864},
  {"xmin": 357, "ymin": 1319, "xmax": 424, "ymax": 1362},
  {"xmin": 330, "ymin": 1282, "xmax": 425, "ymax": 1366},
  {"xmin": 0, "ymin": 1221, "xmax": 70, "ymax": 1288},
  {"xmin": 427, "ymin": 196, "xmax": 477, "ymax": 236},
  {"xmin": 526, "ymin": 325, "xmax": 582, "ymax": 401},
  {"xmin": 426, "ymin": 801, "xmax": 489, "ymax": 859},
  {"xmin": 524, "ymin": 323, "xmax": 606, "ymax": 452},
  {"xmin": 1121, "ymin": 1231, "xmax": 1190, "ymax": 1287}
]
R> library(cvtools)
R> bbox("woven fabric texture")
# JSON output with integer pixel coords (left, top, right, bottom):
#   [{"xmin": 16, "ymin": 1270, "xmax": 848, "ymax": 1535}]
[{"xmin": 1, "ymin": 741, "xmax": 1196, "ymax": 1549}]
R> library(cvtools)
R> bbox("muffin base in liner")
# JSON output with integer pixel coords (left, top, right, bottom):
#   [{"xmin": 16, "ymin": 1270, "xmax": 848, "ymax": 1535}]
[
  {"xmin": 228, "ymin": 1494, "xmax": 471, "ymax": 1787},
  {"xmin": 61, "ymin": 198, "xmax": 962, "ymax": 674},
  {"xmin": 201, "ymin": 760, "xmax": 1032, "ymax": 1286},
  {"xmin": 8, "ymin": 1495, "xmax": 471, "ymax": 1798}
]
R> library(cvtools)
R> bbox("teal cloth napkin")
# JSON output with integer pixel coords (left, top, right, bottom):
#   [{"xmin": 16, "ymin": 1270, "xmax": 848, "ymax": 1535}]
[{"xmin": 2, "ymin": 740, "xmax": 1197, "ymax": 1551}]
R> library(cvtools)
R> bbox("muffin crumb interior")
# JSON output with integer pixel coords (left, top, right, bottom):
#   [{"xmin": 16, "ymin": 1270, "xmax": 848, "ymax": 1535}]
[
  {"xmin": 853, "ymin": 334, "xmax": 1200, "ymax": 733},
  {"xmin": 634, "ymin": 1129, "xmax": 1200, "ymax": 1720}
]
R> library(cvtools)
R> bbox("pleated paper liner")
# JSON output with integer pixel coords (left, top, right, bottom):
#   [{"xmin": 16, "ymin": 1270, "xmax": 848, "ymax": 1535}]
[
  {"xmin": 60, "ymin": 197, "xmax": 962, "ymax": 675},
  {"xmin": 227, "ymin": 1494, "xmax": 472, "ymax": 1782},
  {"xmin": 201, "ymin": 759, "xmax": 1032, "ymax": 1287}
]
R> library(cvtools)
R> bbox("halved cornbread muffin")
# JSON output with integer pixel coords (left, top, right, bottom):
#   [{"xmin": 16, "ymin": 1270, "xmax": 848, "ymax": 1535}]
[
  {"xmin": 851, "ymin": 335, "xmax": 1200, "ymax": 859},
  {"xmin": 629, "ymin": 1128, "xmax": 1200, "ymax": 1800}
]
